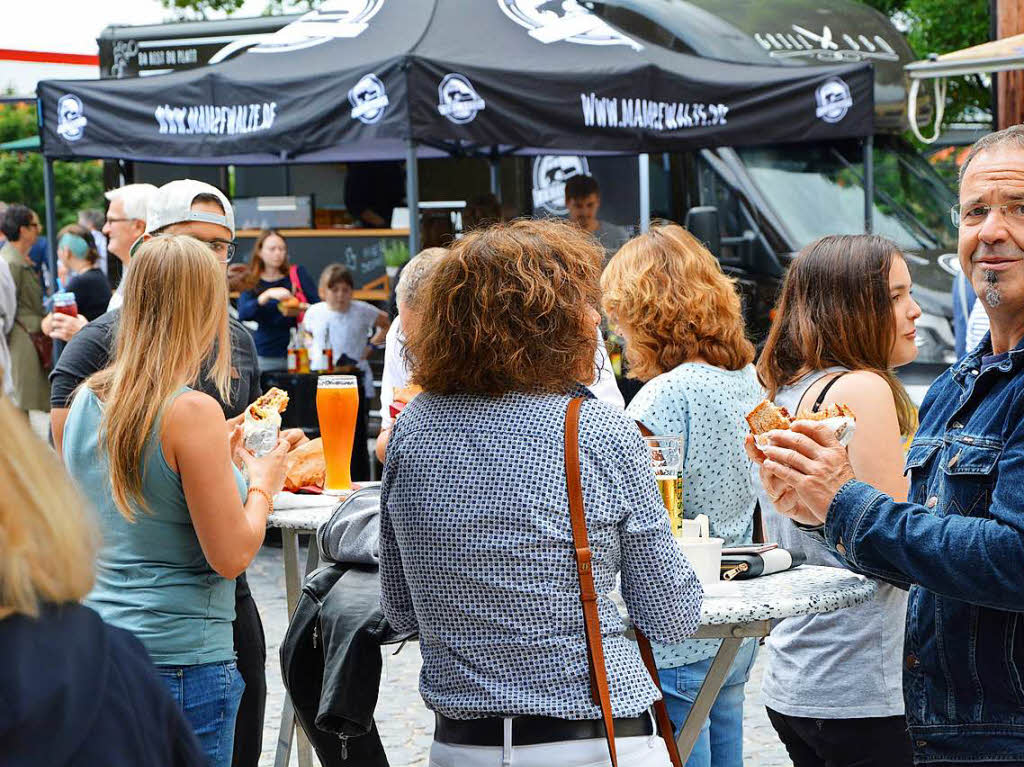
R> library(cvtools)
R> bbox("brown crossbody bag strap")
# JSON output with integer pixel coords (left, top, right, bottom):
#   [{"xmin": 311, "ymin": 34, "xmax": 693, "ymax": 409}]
[{"xmin": 565, "ymin": 397, "xmax": 683, "ymax": 767}]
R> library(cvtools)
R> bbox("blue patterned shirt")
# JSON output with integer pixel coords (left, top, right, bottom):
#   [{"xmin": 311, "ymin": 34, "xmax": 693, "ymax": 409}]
[
  {"xmin": 379, "ymin": 386, "xmax": 703, "ymax": 720},
  {"xmin": 626, "ymin": 363, "xmax": 763, "ymax": 669}
]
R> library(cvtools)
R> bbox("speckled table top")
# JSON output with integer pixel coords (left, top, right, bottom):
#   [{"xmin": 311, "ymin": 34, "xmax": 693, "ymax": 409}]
[{"xmin": 696, "ymin": 565, "xmax": 877, "ymax": 625}]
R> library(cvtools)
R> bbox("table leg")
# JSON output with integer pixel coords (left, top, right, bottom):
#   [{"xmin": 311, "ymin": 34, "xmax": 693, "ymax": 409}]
[
  {"xmin": 674, "ymin": 636, "xmax": 744, "ymax": 761},
  {"xmin": 275, "ymin": 530, "xmax": 316, "ymax": 767}
]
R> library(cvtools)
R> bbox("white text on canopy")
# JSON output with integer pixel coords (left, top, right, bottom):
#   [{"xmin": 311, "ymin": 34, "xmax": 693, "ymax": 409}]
[
  {"xmin": 154, "ymin": 102, "xmax": 279, "ymax": 136},
  {"xmin": 580, "ymin": 93, "xmax": 728, "ymax": 131}
]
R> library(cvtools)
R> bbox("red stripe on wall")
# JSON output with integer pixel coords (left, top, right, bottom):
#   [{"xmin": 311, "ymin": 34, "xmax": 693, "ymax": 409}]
[{"xmin": 0, "ymin": 49, "xmax": 99, "ymax": 66}]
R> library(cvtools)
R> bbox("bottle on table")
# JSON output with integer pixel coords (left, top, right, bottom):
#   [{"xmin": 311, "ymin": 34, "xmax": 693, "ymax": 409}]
[{"xmin": 322, "ymin": 324, "xmax": 334, "ymax": 373}]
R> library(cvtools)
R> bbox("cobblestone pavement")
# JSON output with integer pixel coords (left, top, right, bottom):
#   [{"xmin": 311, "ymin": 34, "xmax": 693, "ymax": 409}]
[{"xmin": 249, "ymin": 543, "xmax": 792, "ymax": 767}]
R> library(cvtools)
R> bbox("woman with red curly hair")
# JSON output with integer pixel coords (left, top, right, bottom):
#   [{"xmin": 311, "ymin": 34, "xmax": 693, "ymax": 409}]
[
  {"xmin": 379, "ymin": 219, "xmax": 702, "ymax": 767},
  {"xmin": 602, "ymin": 224, "xmax": 762, "ymax": 767}
]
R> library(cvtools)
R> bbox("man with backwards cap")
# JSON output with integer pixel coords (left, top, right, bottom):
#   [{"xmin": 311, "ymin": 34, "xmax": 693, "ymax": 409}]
[{"xmin": 50, "ymin": 179, "xmax": 297, "ymax": 767}]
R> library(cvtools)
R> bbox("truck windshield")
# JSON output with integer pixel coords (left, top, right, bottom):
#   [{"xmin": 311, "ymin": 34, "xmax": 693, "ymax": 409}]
[{"xmin": 737, "ymin": 139, "xmax": 958, "ymax": 253}]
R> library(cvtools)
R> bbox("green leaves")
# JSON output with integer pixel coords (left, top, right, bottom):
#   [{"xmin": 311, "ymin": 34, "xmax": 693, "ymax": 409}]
[
  {"xmin": 0, "ymin": 104, "xmax": 104, "ymax": 234},
  {"xmin": 861, "ymin": 0, "xmax": 990, "ymax": 124}
]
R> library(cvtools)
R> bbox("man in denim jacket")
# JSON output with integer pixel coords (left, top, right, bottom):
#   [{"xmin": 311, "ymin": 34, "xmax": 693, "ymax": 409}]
[{"xmin": 756, "ymin": 125, "xmax": 1024, "ymax": 766}]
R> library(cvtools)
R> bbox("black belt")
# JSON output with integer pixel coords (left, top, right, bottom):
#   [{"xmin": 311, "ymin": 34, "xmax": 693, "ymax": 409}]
[{"xmin": 434, "ymin": 712, "xmax": 653, "ymax": 747}]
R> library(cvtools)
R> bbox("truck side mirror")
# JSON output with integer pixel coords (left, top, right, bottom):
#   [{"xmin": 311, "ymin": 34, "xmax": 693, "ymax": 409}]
[{"xmin": 684, "ymin": 206, "xmax": 721, "ymax": 259}]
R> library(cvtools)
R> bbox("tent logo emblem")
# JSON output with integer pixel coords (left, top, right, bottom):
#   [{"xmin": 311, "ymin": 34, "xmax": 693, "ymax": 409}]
[
  {"xmin": 57, "ymin": 94, "xmax": 87, "ymax": 142},
  {"xmin": 251, "ymin": 0, "xmax": 384, "ymax": 54},
  {"xmin": 499, "ymin": 0, "xmax": 642, "ymax": 50},
  {"xmin": 349, "ymin": 74, "xmax": 389, "ymax": 124},
  {"xmin": 815, "ymin": 78, "xmax": 853, "ymax": 123},
  {"xmin": 437, "ymin": 74, "xmax": 486, "ymax": 124},
  {"xmin": 532, "ymin": 156, "xmax": 590, "ymax": 215}
]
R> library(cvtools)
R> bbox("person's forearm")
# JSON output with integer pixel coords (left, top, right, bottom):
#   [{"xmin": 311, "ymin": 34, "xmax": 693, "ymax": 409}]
[
  {"xmin": 827, "ymin": 480, "xmax": 1024, "ymax": 610},
  {"xmin": 51, "ymin": 407, "xmax": 69, "ymax": 460},
  {"xmin": 220, "ymin": 494, "xmax": 271, "ymax": 578}
]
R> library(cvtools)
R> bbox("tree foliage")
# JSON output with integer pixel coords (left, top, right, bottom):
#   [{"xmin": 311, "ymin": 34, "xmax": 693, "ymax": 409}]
[
  {"xmin": 862, "ymin": 0, "xmax": 991, "ymax": 123},
  {"xmin": 0, "ymin": 104, "xmax": 104, "ymax": 234}
]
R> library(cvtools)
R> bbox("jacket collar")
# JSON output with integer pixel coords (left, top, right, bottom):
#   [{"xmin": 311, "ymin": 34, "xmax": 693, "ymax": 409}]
[{"xmin": 953, "ymin": 332, "xmax": 1024, "ymax": 384}]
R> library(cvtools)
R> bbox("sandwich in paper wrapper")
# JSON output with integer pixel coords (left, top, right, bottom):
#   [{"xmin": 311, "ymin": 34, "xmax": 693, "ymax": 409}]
[
  {"xmin": 745, "ymin": 400, "xmax": 856, "ymax": 447},
  {"xmin": 244, "ymin": 388, "xmax": 289, "ymax": 456}
]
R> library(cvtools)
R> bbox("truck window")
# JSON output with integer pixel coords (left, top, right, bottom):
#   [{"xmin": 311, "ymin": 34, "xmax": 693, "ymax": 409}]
[
  {"xmin": 735, "ymin": 140, "xmax": 956, "ymax": 253},
  {"xmin": 696, "ymin": 154, "xmax": 774, "ymax": 271}
]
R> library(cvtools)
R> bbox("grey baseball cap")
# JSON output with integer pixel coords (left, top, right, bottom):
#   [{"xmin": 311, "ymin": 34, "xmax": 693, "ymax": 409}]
[{"xmin": 144, "ymin": 179, "xmax": 235, "ymax": 237}]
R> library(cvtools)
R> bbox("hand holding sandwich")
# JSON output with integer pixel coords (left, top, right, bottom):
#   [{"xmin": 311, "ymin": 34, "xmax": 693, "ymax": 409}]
[{"xmin": 747, "ymin": 422, "xmax": 856, "ymax": 526}]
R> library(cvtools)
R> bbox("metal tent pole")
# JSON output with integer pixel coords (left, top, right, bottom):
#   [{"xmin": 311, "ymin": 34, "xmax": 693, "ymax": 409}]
[
  {"xmin": 489, "ymin": 155, "xmax": 501, "ymax": 201},
  {"xmin": 43, "ymin": 156, "xmax": 58, "ymax": 288},
  {"xmin": 638, "ymin": 153, "xmax": 651, "ymax": 233},
  {"xmin": 863, "ymin": 135, "xmax": 874, "ymax": 234},
  {"xmin": 406, "ymin": 139, "xmax": 420, "ymax": 256}
]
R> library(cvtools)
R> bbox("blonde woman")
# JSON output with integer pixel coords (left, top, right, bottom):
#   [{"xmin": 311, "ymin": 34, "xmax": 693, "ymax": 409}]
[
  {"xmin": 61, "ymin": 235, "xmax": 289, "ymax": 767},
  {"xmin": 602, "ymin": 225, "xmax": 762, "ymax": 767},
  {"xmin": 0, "ymin": 392, "xmax": 205, "ymax": 765}
]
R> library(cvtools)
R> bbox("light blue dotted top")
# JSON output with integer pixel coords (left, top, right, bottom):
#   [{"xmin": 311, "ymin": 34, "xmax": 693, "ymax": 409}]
[{"xmin": 626, "ymin": 362, "xmax": 763, "ymax": 668}]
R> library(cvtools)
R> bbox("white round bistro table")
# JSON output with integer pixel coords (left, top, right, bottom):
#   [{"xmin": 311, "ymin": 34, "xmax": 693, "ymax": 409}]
[
  {"xmin": 673, "ymin": 565, "xmax": 877, "ymax": 760},
  {"xmin": 267, "ymin": 495, "xmax": 877, "ymax": 767}
]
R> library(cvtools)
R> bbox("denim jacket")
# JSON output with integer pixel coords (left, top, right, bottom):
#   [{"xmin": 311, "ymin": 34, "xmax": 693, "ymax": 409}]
[{"xmin": 823, "ymin": 335, "xmax": 1024, "ymax": 763}]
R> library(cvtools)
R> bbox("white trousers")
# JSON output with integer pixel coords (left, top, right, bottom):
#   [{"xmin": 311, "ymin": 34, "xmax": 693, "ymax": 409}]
[{"xmin": 429, "ymin": 733, "xmax": 673, "ymax": 767}]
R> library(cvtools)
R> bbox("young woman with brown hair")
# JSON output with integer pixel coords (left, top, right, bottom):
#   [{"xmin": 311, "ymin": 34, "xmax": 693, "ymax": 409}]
[
  {"xmin": 602, "ymin": 224, "xmax": 762, "ymax": 767},
  {"xmin": 755, "ymin": 234, "xmax": 920, "ymax": 767},
  {"xmin": 61, "ymin": 234, "xmax": 289, "ymax": 767},
  {"xmin": 380, "ymin": 219, "xmax": 702, "ymax": 767},
  {"xmin": 236, "ymin": 229, "xmax": 317, "ymax": 372}
]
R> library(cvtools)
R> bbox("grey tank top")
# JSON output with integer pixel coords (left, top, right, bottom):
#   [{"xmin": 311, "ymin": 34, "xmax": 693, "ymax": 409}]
[{"xmin": 758, "ymin": 368, "xmax": 908, "ymax": 718}]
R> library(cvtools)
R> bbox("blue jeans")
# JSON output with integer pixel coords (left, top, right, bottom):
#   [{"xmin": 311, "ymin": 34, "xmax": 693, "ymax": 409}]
[
  {"xmin": 157, "ymin": 661, "xmax": 245, "ymax": 767},
  {"xmin": 658, "ymin": 640, "xmax": 758, "ymax": 767}
]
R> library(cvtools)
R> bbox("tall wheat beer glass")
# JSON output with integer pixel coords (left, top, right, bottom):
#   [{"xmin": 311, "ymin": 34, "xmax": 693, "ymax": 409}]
[
  {"xmin": 317, "ymin": 375, "xmax": 359, "ymax": 495},
  {"xmin": 643, "ymin": 435, "xmax": 685, "ymax": 537}
]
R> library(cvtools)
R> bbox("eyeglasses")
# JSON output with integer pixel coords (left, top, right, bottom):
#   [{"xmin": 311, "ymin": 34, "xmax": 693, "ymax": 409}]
[
  {"xmin": 137, "ymin": 233, "xmax": 237, "ymax": 263},
  {"xmin": 204, "ymin": 238, "xmax": 237, "ymax": 264},
  {"xmin": 28, "ymin": 221, "xmax": 41, "ymax": 230},
  {"xmin": 951, "ymin": 202, "xmax": 1024, "ymax": 227},
  {"xmin": 104, "ymin": 217, "xmax": 132, "ymax": 226}
]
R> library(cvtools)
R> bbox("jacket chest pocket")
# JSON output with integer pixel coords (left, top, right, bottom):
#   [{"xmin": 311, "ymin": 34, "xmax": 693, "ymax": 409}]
[
  {"xmin": 904, "ymin": 438, "xmax": 1000, "ymax": 517},
  {"xmin": 940, "ymin": 439, "xmax": 1001, "ymax": 517},
  {"xmin": 904, "ymin": 440, "xmax": 941, "ymax": 508}
]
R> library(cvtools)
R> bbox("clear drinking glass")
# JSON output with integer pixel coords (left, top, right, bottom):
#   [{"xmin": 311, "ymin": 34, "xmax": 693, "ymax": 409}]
[
  {"xmin": 316, "ymin": 375, "xmax": 359, "ymax": 495},
  {"xmin": 644, "ymin": 435, "xmax": 685, "ymax": 537}
]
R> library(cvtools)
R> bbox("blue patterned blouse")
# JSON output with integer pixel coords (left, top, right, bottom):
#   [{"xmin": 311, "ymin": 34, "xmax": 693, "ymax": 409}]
[
  {"xmin": 626, "ymin": 363, "xmax": 763, "ymax": 669},
  {"xmin": 379, "ymin": 385, "xmax": 703, "ymax": 720}
]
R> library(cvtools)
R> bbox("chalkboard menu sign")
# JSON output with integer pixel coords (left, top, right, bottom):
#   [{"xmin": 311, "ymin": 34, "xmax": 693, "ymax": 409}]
[{"xmin": 235, "ymin": 229, "xmax": 408, "ymax": 300}]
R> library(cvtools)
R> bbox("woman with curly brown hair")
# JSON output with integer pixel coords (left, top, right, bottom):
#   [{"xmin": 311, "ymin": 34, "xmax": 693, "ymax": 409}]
[
  {"xmin": 379, "ymin": 219, "xmax": 702, "ymax": 767},
  {"xmin": 602, "ymin": 224, "xmax": 762, "ymax": 767}
]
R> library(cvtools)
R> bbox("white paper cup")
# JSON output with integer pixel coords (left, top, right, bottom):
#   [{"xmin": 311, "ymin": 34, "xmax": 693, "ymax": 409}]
[{"xmin": 680, "ymin": 537, "xmax": 724, "ymax": 587}]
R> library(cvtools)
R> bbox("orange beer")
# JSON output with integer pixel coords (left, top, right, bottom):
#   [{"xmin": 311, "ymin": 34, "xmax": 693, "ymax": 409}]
[{"xmin": 316, "ymin": 375, "xmax": 359, "ymax": 494}]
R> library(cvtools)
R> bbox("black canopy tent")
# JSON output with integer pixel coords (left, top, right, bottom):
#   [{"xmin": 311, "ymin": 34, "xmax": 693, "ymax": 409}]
[{"xmin": 37, "ymin": 0, "xmax": 875, "ymax": 273}]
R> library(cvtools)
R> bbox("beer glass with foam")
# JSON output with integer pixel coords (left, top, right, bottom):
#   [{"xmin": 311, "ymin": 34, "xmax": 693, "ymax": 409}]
[
  {"xmin": 316, "ymin": 374, "xmax": 359, "ymax": 494},
  {"xmin": 643, "ymin": 435, "xmax": 684, "ymax": 537}
]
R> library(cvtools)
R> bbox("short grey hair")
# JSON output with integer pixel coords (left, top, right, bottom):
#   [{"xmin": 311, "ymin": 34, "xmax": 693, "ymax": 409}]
[
  {"xmin": 104, "ymin": 183, "xmax": 158, "ymax": 222},
  {"xmin": 959, "ymin": 124, "xmax": 1024, "ymax": 185},
  {"xmin": 395, "ymin": 247, "xmax": 448, "ymax": 311}
]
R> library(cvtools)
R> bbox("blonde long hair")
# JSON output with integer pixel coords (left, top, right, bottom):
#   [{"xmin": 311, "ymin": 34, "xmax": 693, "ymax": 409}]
[
  {"xmin": 0, "ymin": 396, "xmax": 97, "ymax": 619},
  {"xmin": 87, "ymin": 235, "xmax": 231, "ymax": 520},
  {"xmin": 601, "ymin": 224, "xmax": 754, "ymax": 381}
]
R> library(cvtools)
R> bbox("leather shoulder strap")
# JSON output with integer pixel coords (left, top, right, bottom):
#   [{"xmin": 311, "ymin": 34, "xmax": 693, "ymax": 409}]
[
  {"xmin": 565, "ymin": 397, "xmax": 618, "ymax": 767},
  {"xmin": 565, "ymin": 398, "xmax": 684, "ymax": 767}
]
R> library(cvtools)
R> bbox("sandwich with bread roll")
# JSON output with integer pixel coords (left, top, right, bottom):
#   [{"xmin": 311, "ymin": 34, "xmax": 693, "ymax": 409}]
[{"xmin": 746, "ymin": 399, "xmax": 856, "ymax": 447}]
